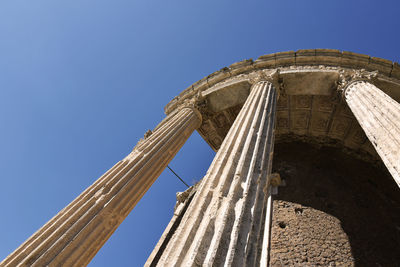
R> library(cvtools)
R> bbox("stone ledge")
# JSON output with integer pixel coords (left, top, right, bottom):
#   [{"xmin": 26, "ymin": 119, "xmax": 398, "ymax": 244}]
[{"xmin": 165, "ymin": 49, "xmax": 400, "ymax": 114}]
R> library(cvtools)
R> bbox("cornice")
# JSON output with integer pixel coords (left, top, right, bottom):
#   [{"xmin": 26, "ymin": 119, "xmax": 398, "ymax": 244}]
[{"xmin": 164, "ymin": 49, "xmax": 400, "ymax": 115}]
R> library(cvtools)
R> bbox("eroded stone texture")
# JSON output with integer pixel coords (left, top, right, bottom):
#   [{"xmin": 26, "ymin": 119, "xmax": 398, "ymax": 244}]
[
  {"xmin": 270, "ymin": 142, "xmax": 400, "ymax": 266},
  {"xmin": 146, "ymin": 81, "xmax": 277, "ymax": 266},
  {"xmin": 345, "ymin": 80, "xmax": 400, "ymax": 187},
  {"xmin": 1, "ymin": 106, "xmax": 201, "ymax": 267}
]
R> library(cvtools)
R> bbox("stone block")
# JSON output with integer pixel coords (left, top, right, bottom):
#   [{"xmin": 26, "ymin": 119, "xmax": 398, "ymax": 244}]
[
  {"xmin": 277, "ymin": 94, "xmax": 289, "ymax": 110},
  {"xmin": 180, "ymin": 85, "xmax": 193, "ymax": 97},
  {"xmin": 290, "ymin": 110, "xmax": 310, "ymax": 135},
  {"xmin": 314, "ymin": 95, "xmax": 335, "ymax": 112},
  {"xmin": 295, "ymin": 49, "xmax": 316, "ymax": 65},
  {"xmin": 207, "ymin": 68, "xmax": 231, "ymax": 87},
  {"xmin": 164, "ymin": 98, "xmax": 178, "ymax": 114},
  {"xmin": 192, "ymin": 76, "xmax": 209, "ymax": 93},
  {"xmin": 254, "ymin": 53, "xmax": 276, "ymax": 69},
  {"xmin": 315, "ymin": 49, "xmax": 342, "ymax": 66},
  {"xmin": 270, "ymin": 173, "xmax": 282, "ymax": 186},
  {"xmin": 341, "ymin": 51, "xmax": 369, "ymax": 68},
  {"xmin": 275, "ymin": 51, "xmax": 295, "ymax": 67},
  {"xmin": 391, "ymin": 62, "xmax": 400, "ymax": 80},
  {"xmin": 276, "ymin": 110, "xmax": 290, "ymax": 135},
  {"xmin": 282, "ymin": 70, "xmax": 338, "ymax": 95},
  {"xmin": 229, "ymin": 59, "xmax": 254, "ymax": 76},
  {"xmin": 328, "ymin": 116, "xmax": 352, "ymax": 140},
  {"xmin": 310, "ymin": 112, "xmax": 331, "ymax": 135},
  {"xmin": 367, "ymin": 57, "xmax": 393, "ymax": 76},
  {"xmin": 204, "ymin": 80, "xmax": 251, "ymax": 113}
]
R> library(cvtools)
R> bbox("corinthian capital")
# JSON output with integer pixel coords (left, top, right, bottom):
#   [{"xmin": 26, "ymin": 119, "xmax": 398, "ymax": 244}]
[
  {"xmin": 337, "ymin": 69, "xmax": 378, "ymax": 94},
  {"xmin": 249, "ymin": 69, "xmax": 280, "ymax": 85},
  {"xmin": 176, "ymin": 97, "xmax": 203, "ymax": 124},
  {"xmin": 249, "ymin": 69, "xmax": 283, "ymax": 97}
]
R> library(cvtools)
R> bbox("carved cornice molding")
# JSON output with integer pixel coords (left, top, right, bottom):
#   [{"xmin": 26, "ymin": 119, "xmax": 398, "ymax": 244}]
[{"xmin": 165, "ymin": 50, "xmax": 400, "ymax": 117}]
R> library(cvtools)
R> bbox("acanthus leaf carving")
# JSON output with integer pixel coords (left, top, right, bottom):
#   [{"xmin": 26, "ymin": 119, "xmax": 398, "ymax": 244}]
[
  {"xmin": 248, "ymin": 69, "xmax": 284, "ymax": 98},
  {"xmin": 337, "ymin": 69, "xmax": 379, "ymax": 95}
]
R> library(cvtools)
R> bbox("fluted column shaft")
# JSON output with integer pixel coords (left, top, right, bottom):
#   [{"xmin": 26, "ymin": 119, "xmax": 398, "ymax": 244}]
[
  {"xmin": 147, "ymin": 81, "xmax": 277, "ymax": 266},
  {"xmin": 2, "ymin": 106, "xmax": 201, "ymax": 267},
  {"xmin": 345, "ymin": 80, "xmax": 400, "ymax": 187}
]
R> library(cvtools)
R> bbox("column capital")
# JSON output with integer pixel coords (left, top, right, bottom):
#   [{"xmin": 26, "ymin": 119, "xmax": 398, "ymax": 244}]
[
  {"xmin": 175, "ymin": 98, "xmax": 203, "ymax": 125},
  {"xmin": 249, "ymin": 69, "xmax": 283, "ymax": 97},
  {"xmin": 135, "ymin": 102, "xmax": 202, "ymax": 153},
  {"xmin": 165, "ymin": 93, "xmax": 203, "ymax": 126},
  {"xmin": 249, "ymin": 69, "xmax": 280, "ymax": 85},
  {"xmin": 337, "ymin": 69, "xmax": 379, "ymax": 97}
]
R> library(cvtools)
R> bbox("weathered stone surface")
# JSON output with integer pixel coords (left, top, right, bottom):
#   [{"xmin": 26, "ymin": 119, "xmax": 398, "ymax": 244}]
[
  {"xmin": 368, "ymin": 56, "xmax": 393, "ymax": 76},
  {"xmin": 207, "ymin": 68, "xmax": 231, "ymax": 87},
  {"xmin": 341, "ymin": 51, "xmax": 370, "ymax": 68},
  {"xmin": 392, "ymin": 62, "xmax": 400, "ymax": 79},
  {"xmin": 202, "ymin": 79, "xmax": 251, "ymax": 113},
  {"xmin": 146, "ymin": 81, "xmax": 277, "ymax": 266},
  {"xmin": 155, "ymin": 51, "xmax": 400, "ymax": 266},
  {"xmin": 254, "ymin": 53, "xmax": 276, "ymax": 68},
  {"xmin": 229, "ymin": 59, "xmax": 254, "ymax": 76},
  {"xmin": 275, "ymin": 51, "xmax": 295, "ymax": 66},
  {"xmin": 270, "ymin": 142, "xmax": 400, "ymax": 266},
  {"xmin": 315, "ymin": 49, "xmax": 342, "ymax": 65},
  {"xmin": 165, "ymin": 50, "xmax": 400, "ymax": 117},
  {"xmin": 281, "ymin": 70, "xmax": 339, "ymax": 95},
  {"xmin": 295, "ymin": 49, "xmax": 316, "ymax": 65},
  {"xmin": 345, "ymin": 80, "xmax": 400, "ymax": 187}
]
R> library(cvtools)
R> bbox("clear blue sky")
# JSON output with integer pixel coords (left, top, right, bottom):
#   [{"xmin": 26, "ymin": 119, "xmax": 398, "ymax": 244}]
[{"xmin": 0, "ymin": 1, "xmax": 399, "ymax": 266}]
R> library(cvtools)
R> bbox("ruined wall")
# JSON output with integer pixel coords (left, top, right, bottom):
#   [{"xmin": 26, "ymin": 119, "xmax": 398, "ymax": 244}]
[{"xmin": 270, "ymin": 142, "xmax": 400, "ymax": 266}]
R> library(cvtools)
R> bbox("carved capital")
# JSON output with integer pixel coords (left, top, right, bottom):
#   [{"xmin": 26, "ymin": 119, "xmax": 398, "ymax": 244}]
[
  {"xmin": 165, "ymin": 87, "xmax": 203, "ymax": 123},
  {"xmin": 176, "ymin": 97, "xmax": 203, "ymax": 125},
  {"xmin": 249, "ymin": 69, "xmax": 283, "ymax": 97},
  {"xmin": 134, "ymin": 98, "xmax": 202, "ymax": 153},
  {"xmin": 337, "ymin": 69, "xmax": 378, "ymax": 96},
  {"xmin": 249, "ymin": 69, "xmax": 279, "ymax": 84}
]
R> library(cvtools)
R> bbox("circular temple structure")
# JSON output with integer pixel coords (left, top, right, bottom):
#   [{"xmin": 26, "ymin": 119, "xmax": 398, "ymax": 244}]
[
  {"xmin": 166, "ymin": 49, "xmax": 400, "ymax": 162},
  {"xmin": 2, "ymin": 49, "xmax": 400, "ymax": 266},
  {"xmin": 150, "ymin": 49, "xmax": 400, "ymax": 266}
]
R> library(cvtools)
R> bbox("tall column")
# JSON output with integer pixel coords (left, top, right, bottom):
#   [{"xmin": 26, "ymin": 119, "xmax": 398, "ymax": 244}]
[
  {"xmin": 146, "ymin": 81, "xmax": 277, "ymax": 266},
  {"xmin": 1, "ymin": 105, "xmax": 201, "ymax": 267},
  {"xmin": 344, "ymin": 80, "xmax": 400, "ymax": 187}
]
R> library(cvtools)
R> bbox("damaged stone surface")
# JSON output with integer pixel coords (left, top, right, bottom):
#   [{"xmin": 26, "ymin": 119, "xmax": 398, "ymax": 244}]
[
  {"xmin": 270, "ymin": 142, "xmax": 400, "ymax": 266},
  {"xmin": 175, "ymin": 184, "xmax": 195, "ymax": 209}
]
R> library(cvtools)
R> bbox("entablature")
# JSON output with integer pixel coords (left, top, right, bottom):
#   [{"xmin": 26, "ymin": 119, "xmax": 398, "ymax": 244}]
[{"xmin": 165, "ymin": 50, "xmax": 400, "ymax": 164}]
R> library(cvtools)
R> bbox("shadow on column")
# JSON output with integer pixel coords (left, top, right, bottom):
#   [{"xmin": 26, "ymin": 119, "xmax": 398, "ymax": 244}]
[{"xmin": 269, "ymin": 141, "xmax": 400, "ymax": 267}]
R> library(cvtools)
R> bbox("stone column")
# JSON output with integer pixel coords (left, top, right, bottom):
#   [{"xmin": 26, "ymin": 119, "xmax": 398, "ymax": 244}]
[
  {"xmin": 344, "ymin": 80, "xmax": 400, "ymax": 187},
  {"xmin": 1, "ymin": 105, "xmax": 201, "ymax": 267},
  {"xmin": 146, "ymin": 81, "xmax": 277, "ymax": 266}
]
